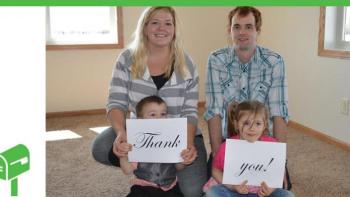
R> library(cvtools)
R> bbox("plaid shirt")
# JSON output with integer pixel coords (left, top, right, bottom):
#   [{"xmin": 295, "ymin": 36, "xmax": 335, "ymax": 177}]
[
  {"xmin": 107, "ymin": 49, "xmax": 200, "ymax": 134},
  {"xmin": 204, "ymin": 46, "xmax": 289, "ymax": 138}
]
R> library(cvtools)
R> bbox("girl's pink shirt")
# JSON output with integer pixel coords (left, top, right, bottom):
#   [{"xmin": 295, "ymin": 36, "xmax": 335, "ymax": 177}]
[
  {"xmin": 213, "ymin": 135, "xmax": 277, "ymax": 170},
  {"xmin": 210, "ymin": 135, "xmax": 278, "ymax": 193}
]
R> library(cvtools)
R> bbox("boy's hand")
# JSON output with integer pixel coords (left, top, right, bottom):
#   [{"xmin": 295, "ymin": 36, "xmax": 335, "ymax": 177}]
[
  {"xmin": 113, "ymin": 132, "xmax": 132, "ymax": 158},
  {"xmin": 258, "ymin": 181, "xmax": 275, "ymax": 197},
  {"xmin": 180, "ymin": 145, "xmax": 197, "ymax": 165},
  {"xmin": 225, "ymin": 180, "xmax": 249, "ymax": 194}
]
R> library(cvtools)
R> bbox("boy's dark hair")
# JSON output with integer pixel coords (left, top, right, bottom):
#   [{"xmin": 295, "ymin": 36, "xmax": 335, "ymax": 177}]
[
  {"xmin": 227, "ymin": 100, "xmax": 269, "ymax": 136},
  {"xmin": 136, "ymin": 95, "xmax": 166, "ymax": 117},
  {"xmin": 228, "ymin": 6, "xmax": 262, "ymax": 32}
]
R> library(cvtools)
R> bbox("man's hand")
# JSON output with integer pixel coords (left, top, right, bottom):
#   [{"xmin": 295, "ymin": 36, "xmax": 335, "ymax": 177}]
[{"xmin": 258, "ymin": 181, "xmax": 275, "ymax": 197}]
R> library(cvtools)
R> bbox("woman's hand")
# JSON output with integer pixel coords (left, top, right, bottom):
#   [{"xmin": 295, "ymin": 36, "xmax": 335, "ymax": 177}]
[
  {"xmin": 180, "ymin": 144, "xmax": 197, "ymax": 165},
  {"xmin": 258, "ymin": 181, "xmax": 275, "ymax": 197},
  {"xmin": 112, "ymin": 131, "xmax": 132, "ymax": 158}
]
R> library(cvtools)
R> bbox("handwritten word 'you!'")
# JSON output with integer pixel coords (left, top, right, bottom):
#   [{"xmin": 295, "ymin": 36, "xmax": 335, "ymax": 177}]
[
  {"xmin": 235, "ymin": 158, "xmax": 275, "ymax": 177},
  {"xmin": 133, "ymin": 132, "xmax": 181, "ymax": 149}
]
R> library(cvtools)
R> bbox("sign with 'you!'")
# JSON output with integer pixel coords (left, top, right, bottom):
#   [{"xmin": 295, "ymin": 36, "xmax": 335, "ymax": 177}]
[
  {"xmin": 126, "ymin": 118, "xmax": 187, "ymax": 163},
  {"xmin": 223, "ymin": 139, "xmax": 286, "ymax": 188}
]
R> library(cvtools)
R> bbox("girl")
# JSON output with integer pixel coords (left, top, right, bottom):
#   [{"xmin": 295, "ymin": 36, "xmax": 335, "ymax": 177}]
[{"xmin": 204, "ymin": 100, "xmax": 294, "ymax": 197}]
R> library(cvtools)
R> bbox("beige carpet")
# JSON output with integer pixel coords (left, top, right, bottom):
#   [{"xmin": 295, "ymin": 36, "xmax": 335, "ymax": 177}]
[{"xmin": 46, "ymin": 109, "xmax": 350, "ymax": 197}]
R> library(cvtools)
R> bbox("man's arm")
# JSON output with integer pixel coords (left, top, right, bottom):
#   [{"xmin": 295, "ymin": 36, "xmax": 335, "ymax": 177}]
[
  {"xmin": 208, "ymin": 115, "xmax": 222, "ymax": 156},
  {"xmin": 273, "ymin": 116, "xmax": 290, "ymax": 189},
  {"xmin": 268, "ymin": 54, "xmax": 289, "ymax": 143},
  {"xmin": 272, "ymin": 116, "xmax": 287, "ymax": 143},
  {"xmin": 205, "ymin": 52, "xmax": 225, "ymax": 156}
]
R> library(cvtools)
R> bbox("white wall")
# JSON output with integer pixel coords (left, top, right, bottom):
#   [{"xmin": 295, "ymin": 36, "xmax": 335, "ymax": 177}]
[
  {"xmin": 47, "ymin": 7, "xmax": 350, "ymax": 144},
  {"xmin": 47, "ymin": 7, "xmax": 143, "ymax": 112},
  {"xmin": 46, "ymin": 7, "xmax": 230, "ymax": 112},
  {"xmin": 258, "ymin": 7, "xmax": 350, "ymax": 143}
]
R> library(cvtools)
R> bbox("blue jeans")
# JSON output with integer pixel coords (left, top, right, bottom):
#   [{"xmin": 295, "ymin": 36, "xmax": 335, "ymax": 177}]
[
  {"xmin": 91, "ymin": 127, "xmax": 208, "ymax": 197},
  {"xmin": 206, "ymin": 184, "xmax": 294, "ymax": 197}
]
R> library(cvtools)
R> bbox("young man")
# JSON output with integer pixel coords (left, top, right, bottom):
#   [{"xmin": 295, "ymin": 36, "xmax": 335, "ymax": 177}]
[{"xmin": 204, "ymin": 6, "xmax": 290, "ymax": 189}]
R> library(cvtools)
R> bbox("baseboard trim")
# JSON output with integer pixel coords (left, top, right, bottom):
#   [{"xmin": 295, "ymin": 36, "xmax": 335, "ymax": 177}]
[
  {"xmin": 47, "ymin": 107, "xmax": 350, "ymax": 152},
  {"xmin": 288, "ymin": 120, "xmax": 350, "ymax": 152},
  {"xmin": 46, "ymin": 109, "xmax": 106, "ymax": 118},
  {"xmin": 46, "ymin": 102, "xmax": 207, "ymax": 118}
]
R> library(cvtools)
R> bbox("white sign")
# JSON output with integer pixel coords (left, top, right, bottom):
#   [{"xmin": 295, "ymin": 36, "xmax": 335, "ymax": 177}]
[
  {"xmin": 222, "ymin": 139, "xmax": 286, "ymax": 188},
  {"xmin": 126, "ymin": 118, "xmax": 187, "ymax": 163}
]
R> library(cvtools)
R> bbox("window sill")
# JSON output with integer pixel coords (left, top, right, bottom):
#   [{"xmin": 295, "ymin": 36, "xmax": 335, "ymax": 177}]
[
  {"xmin": 318, "ymin": 48, "xmax": 350, "ymax": 59},
  {"xmin": 46, "ymin": 43, "xmax": 124, "ymax": 50}
]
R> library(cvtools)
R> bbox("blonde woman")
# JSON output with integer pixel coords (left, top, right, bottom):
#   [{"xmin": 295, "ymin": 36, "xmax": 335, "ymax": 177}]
[{"xmin": 91, "ymin": 7, "xmax": 207, "ymax": 197}]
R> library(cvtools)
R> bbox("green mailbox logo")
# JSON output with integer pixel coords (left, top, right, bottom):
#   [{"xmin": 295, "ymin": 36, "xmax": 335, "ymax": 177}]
[{"xmin": 0, "ymin": 144, "xmax": 30, "ymax": 196}]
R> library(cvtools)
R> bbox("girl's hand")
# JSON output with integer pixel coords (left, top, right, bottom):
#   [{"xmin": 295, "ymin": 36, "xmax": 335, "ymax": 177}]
[
  {"xmin": 180, "ymin": 145, "xmax": 197, "ymax": 165},
  {"xmin": 226, "ymin": 180, "xmax": 249, "ymax": 194},
  {"xmin": 258, "ymin": 181, "xmax": 275, "ymax": 197}
]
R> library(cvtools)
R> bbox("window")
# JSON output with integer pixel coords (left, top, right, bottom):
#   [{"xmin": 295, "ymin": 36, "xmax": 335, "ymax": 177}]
[
  {"xmin": 318, "ymin": 7, "xmax": 350, "ymax": 58},
  {"xmin": 46, "ymin": 7, "xmax": 123, "ymax": 50},
  {"xmin": 344, "ymin": 7, "xmax": 350, "ymax": 41}
]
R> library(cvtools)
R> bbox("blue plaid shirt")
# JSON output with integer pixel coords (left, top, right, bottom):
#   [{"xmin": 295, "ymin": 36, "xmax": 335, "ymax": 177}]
[{"xmin": 204, "ymin": 46, "xmax": 289, "ymax": 138}]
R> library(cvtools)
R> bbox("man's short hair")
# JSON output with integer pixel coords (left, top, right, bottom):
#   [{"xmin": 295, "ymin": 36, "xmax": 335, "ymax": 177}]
[{"xmin": 228, "ymin": 6, "xmax": 262, "ymax": 32}]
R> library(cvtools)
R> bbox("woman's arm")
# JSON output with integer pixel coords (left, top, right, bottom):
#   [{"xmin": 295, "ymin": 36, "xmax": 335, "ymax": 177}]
[
  {"xmin": 108, "ymin": 109, "xmax": 128, "ymax": 157},
  {"xmin": 182, "ymin": 56, "xmax": 199, "ymax": 148},
  {"xmin": 107, "ymin": 50, "xmax": 131, "ymax": 157},
  {"xmin": 180, "ymin": 55, "xmax": 199, "ymax": 163}
]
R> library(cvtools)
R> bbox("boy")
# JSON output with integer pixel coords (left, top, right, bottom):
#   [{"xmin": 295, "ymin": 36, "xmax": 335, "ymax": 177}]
[{"xmin": 118, "ymin": 95, "xmax": 193, "ymax": 197}]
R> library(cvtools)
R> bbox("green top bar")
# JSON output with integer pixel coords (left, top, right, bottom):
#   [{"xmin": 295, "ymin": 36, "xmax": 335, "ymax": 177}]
[{"xmin": 1, "ymin": 0, "xmax": 350, "ymax": 6}]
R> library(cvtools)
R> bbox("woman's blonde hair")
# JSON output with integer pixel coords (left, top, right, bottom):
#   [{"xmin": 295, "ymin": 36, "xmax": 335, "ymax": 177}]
[
  {"xmin": 227, "ymin": 100, "xmax": 269, "ymax": 136},
  {"xmin": 128, "ymin": 6, "xmax": 187, "ymax": 79}
]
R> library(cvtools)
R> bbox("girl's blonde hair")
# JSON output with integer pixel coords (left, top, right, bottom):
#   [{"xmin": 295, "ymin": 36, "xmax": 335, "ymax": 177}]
[
  {"xmin": 227, "ymin": 100, "xmax": 269, "ymax": 136},
  {"xmin": 128, "ymin": 6, "xmax": 187, "ymax": 79}
]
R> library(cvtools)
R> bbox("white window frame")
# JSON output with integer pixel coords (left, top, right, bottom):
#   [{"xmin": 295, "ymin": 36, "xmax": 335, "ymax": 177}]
[{"xmin": 46, "ymin": 7, "xmax": 123, "ymax": 50}]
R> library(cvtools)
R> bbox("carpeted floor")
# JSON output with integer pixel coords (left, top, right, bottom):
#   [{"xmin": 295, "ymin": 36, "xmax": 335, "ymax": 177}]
[{"xmin": 46, "ymin": 108, "xmax": 350, "ymax": 197}]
